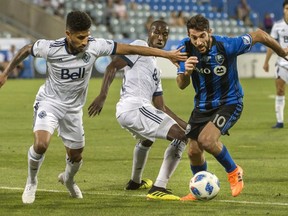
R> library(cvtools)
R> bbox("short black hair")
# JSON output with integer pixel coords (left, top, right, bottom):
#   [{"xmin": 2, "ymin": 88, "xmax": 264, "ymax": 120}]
[
  {"xmin": 66, "ymin": 11, "xmax": 92, "ymax": 32},
  {"xmin": 186, "ymin": 14, "xmax": 210, "ymax": 32},
  {"xmin": 149, "ymin": 20, "xmax": 169, "ymax": 31},
  {"xmin": 283, "ymin": 0, "xmax": 288, "ymax": 7}
]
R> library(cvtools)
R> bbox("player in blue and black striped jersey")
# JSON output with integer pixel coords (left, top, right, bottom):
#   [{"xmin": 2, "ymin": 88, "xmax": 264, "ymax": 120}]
[{"xmin": 176, "ymin": 14, "xmax": 288, "ymax": 201}]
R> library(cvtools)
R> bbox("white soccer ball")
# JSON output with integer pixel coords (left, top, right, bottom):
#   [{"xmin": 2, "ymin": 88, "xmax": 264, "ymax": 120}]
[{"xmin": 189, "ymin": 171, "xmax": 220, "ymax": 201}]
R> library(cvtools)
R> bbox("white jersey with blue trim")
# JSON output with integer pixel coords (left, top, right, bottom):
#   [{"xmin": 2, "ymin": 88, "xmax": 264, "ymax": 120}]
[
  {"xmin": 32, "ymin": 37, "xmax": 116, "ymax": 111},
  {"xmin": 270, "ymin": 19, "xmax": 288, "ymax": 68},
  {"xmin": 116, "ymin": 39, "xmax": 163, "ymax": 115}
]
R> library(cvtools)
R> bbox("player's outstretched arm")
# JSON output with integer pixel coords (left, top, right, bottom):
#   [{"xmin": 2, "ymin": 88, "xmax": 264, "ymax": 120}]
[
  {"xmin": 0, "ymin": 44, "xmax": 32, "ymax": 88},
  {"xmin": 115, "ymin": 43, "xmax": 187, "ymax": 67},
  {"xmin": 88, "ymin": 56, "xmax": 127, "ymax": 117},
  {"xmin": 153, "ymin": 95, "xmax": 187, "ymax": 131},
  {"xmin": 250, "ymin": 29, "xmax": 288, "ymax": 59}
]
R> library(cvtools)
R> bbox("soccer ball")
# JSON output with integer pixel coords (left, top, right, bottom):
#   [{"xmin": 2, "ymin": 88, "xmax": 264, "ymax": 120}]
[{"xmin": 189, "ymin": 171, "xmax": 220, "ymax": 201}]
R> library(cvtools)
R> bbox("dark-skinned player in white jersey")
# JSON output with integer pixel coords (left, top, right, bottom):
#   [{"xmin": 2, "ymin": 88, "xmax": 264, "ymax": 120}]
[{"xmin": 0, "ymin": 11, "xmax": 187, "ymax": 204}]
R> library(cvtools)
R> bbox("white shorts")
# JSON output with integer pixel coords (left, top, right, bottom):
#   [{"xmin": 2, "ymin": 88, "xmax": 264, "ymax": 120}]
[
  {"xmin": 275, "ymin": 66, "xmax": 288, "ymax": 83},
  {"xmin": 116, "ymin": 104, "xmax": 177, "ymax": 142},
  {"xmin": 33, "ymin": 101, "xmax": 85, "ymax": 149}
]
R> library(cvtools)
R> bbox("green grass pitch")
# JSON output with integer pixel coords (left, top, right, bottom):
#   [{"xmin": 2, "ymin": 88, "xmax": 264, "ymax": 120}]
[{"xmin": 0, "ymin": 78, "xmax": 288, "ymax": 216}]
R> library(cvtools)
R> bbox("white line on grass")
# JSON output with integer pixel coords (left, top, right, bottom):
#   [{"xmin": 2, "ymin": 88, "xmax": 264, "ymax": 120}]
[{"xmin": 1, "ymin": 186, "xmax": 288, "ymax": 206}]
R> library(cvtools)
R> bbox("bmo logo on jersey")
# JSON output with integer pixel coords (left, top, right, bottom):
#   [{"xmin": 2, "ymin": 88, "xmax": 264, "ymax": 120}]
[
  {"xmin": 213, "ymin": 66, "xmax": 227, "ymax": 76},
  {"xmin": 61, "ymin": 68, "xmax": 85, "ymax": 80}
]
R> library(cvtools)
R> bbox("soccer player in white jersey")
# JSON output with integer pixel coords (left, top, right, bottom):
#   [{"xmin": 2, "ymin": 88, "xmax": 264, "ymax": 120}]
[
  {"xmin": 263, "ymin": 0, "xmax": 288, "ymax": 128},
  {"xmin": 88, "ymin": 20, "xmax": 187, "ymax": 201},
  {"xmin": 0, "ymin": 11, "xmax": 187, "ymax": 204}
]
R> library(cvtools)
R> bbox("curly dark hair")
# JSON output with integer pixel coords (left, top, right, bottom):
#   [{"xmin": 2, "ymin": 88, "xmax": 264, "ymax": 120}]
[
  {"xmin": 186, "ymin": 14, "xmax": 210, "ymax": 32},
  {"xmin": 66, "ymin": 11, "xmax": 92, "ymax": 32}
]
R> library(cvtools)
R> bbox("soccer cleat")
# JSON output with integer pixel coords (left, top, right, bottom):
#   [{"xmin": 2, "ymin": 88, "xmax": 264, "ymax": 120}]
[
  {"xmin": 180, "ymin": 193, "xmax": 197, "ymax": 201},
  {"xmin": 228, "ymin": 165, "xmax": 244, "ymax": 197},
  {"xmin": 146, "ymin": 185, "xmax": 180, "ymax": 201},
  {"xmin": 125, "ymin": 178, "xmax": 153, "ymax": 190},
  {"xmin": 22, "ymin": 179, "xmax": 38, "ymax": 204},
  {"xmin": 58, "ymin": 172, "xmax": 83, "ymax": 198},
  {"xmin": 272, "ymin": 122, "xmax": 284, "ymax": 128}
]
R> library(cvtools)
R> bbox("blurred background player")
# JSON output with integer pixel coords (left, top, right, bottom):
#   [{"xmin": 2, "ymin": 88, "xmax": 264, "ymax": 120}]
[
  {"xmin": 176, "ymin": 14, "xmax": 288, "ymax": 201},
  {"xmin": 0, "ymin": 11, "xmax": 187, "ymax": 204},
  {"xmin": 263, "ymin": 0, "xmax": 288, "ymax": 129},
  {"xmin": 88, "ymin": 20, "xmax": 187, "ymax": 201}
]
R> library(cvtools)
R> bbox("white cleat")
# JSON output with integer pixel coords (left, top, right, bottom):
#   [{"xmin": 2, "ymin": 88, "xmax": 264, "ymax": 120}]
[
  {"xmin": 22, "ymin": 179, "xmax": 38, "ymax": 204},
  {"xmin": 58, "ymin": 172, "xmax": 83, "ymax": 199}
]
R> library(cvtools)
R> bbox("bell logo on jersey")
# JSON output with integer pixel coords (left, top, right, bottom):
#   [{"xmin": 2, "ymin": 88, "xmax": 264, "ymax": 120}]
[{"xmin": 61, "ymin": 68, "xmax": 85, "ymax": 80}]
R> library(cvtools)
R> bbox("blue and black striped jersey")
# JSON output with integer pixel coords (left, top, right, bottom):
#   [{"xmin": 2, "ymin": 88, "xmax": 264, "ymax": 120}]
[{"xmin": 177, "ymin": 34, "xmax": 253, "ymax": 111}]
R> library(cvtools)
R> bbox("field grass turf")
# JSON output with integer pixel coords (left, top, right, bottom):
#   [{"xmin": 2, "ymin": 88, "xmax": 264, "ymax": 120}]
[{"xmin": 0, "ymin": 78, "xmax": 288, "ymax": 216}]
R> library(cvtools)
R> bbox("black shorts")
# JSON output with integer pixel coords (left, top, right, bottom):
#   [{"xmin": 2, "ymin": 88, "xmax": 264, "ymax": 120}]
[{"xmin": 185, "ymin": 103, "xmax": 243, "ymax": 140}]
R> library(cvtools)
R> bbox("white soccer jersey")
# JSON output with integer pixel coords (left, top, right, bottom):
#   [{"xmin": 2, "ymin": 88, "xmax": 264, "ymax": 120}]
[
  {"xmin": 116, "ymin": 39, "xmax": 163, "ymax": 116},
  {"xmin": 32, "ymin": 37, "xmax": 116, "ymax": 111},
  {"xmin": 270, "ymin": 19, "xmax": 288, "ymax": 68}
]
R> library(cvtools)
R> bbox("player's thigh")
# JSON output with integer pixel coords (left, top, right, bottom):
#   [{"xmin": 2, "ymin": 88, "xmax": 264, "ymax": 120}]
[
  {"xmin": 117, "ymin": 106, "xmax": 176, "ymax": 142},
  {"xmin": 33, "ymin": 101, "xmax": 59, "ymax": 136},
  {"xmin": 59, "ymin": 110, "xmax": 85, "ymax": 149},
  {"xmin": 210, "ymin": 103, "xmax": 243, "ymax": 135}
]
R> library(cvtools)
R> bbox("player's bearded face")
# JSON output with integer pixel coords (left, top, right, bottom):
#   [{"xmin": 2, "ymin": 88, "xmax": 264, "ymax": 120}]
[
  {"xmin": 188, "ymin": 29, "xmax": 211, "ymax": 54},
  {"xmin": 66, "ymin": 30, "xmax": 90, "ymax": 54}
]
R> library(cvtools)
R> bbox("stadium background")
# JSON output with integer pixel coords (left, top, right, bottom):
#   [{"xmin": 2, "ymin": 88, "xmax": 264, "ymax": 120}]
[{"xmin": 0, "ymin": 0, "xmax": 283, "ymax": 79}]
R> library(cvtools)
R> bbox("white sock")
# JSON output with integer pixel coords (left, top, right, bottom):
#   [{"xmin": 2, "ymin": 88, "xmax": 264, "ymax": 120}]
[
  {"xmin": 64, "ymin": 155, "xmax": 82, "ymax": 183},
  {"xmin": 27, "ymin": 145, "xmax": 44, "ymax": 184},
  {"xmin": 131, "ymin": 141, "xmax": 151, "ymax": 184},
  {"xmin": 275, "ymin": 95, "xmax": 285, "ymax": 123},
  {"xmin": 154, "ymin": 140, "xmax": 186, "ymax": 188}
]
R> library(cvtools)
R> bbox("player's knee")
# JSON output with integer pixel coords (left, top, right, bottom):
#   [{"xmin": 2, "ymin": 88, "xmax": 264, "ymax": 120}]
[
  {"xmin": 167, "ymin": 125, "xmax": 186, "ymax": 142},
  {"xmin": 67, "ymin": 148, "xmax": 83, "ymax": 162},
  {"xmin": 141, "ymin": 140, "xmax": 153, "ymax": 147},
  {"xmin": 197, "ymin": 134, "xmax": 216, "ymax": 152},
  {"xmin": 33, "ymin": 141, "xmax": 49, "ymax": 154}
]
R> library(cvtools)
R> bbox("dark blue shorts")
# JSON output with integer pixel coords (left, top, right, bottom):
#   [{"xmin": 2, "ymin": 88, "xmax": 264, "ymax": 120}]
[{"xmin": 185, "ymin": 103, "xmax": 243, "ymax": 139}]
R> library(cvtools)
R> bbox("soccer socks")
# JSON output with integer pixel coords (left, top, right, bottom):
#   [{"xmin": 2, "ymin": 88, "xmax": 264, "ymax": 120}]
[
  {"xmin": 64, "ymin": 155, "xmax": 82, "ymax": 182},
  {"xmin": 154, "ymin": 139, "xmax": 186, "ymax": 188},
  {"xmin": 27, "ymin": 145, "xmax": 44, "ymax": 184},
  {"xmin": 190, "ymin": 161, "xmax": 207, "ymax": 175},
  {"xmin": 130, "ymin": 141, "xmax": 151, "ymax": 184},
  {"xmin": 275, "ymin": 95, "xmax": 285, "ymax": 123},
  {"xmin": 215, "ymin": 145, "xmax": 237, "ymax": 173}
]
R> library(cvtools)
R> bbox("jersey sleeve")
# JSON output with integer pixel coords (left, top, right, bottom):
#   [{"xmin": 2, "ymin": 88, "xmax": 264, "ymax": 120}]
[
  {"xmin": 31, "ymin": 39, "xmax": 52, "ymax": 59},
  {"xmin": 120, "ymin": 40, "xmax": 146, "ymax": 67},
  {"xmin": 153, "ymin": 77, "xmax": 163, "ymax": 97},
  {"xmin": 176, "ymin": 38, "xmax": 189, "ymax": 74},
  {"xmin": 223, "ymin": 34, "xmax": 252, "ymax": 56},
  {"xmin": 90, "ymin": 38, "xmax": 117, "ymax": 56},
  {"xmin": 270, "ymin": 22, "xmax": 278, "ymax": 39}
]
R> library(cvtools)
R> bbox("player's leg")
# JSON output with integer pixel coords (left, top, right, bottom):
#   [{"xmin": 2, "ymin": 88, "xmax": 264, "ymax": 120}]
[
  {"xmin": 272, "ymin": 75, "xmax": 286, "ymax": 128},
  {"xmin": 57, "ymin": 110, "xmax": 85, "ymax": 198},
  {"xmin": 22, "ymin": 102, "xmax": 57, "ymax": 204},
  {"xmin": 58, "ymin": 144, "xmax": 83, "ymax": 198},
  {"xmin": 180, "ymin": 138, "xmax": 206, "ymax": 201},
  {"xmin": 125, "ymin": 139, "xmax": 153, "ymax": 190},
  {"xmin": 147, "ymin": 120, "xmax": 186, "ymax": 200},
  {"xmin": 198, "ymin": 104, "xmax": 244, "ymax": 197}
]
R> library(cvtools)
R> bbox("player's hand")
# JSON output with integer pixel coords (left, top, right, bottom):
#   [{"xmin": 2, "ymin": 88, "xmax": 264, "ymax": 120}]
[
  {"xmin": 88, "ymin": 95, "xmax": 106, "ymax": 117},
  {"xmin": 184, "ymin": 56, "xmax": 199, "ymax": 76},
  {"xmin": 263, "ymin": 62, "xmax": 269, "ymax": 72},
  {"xmin": 168, "ymin": 46, "xmax": 187, "ymax": 68},
  {"xmin": 0, "ymin": 73, "xmax": 8, "ymax": 88}
]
